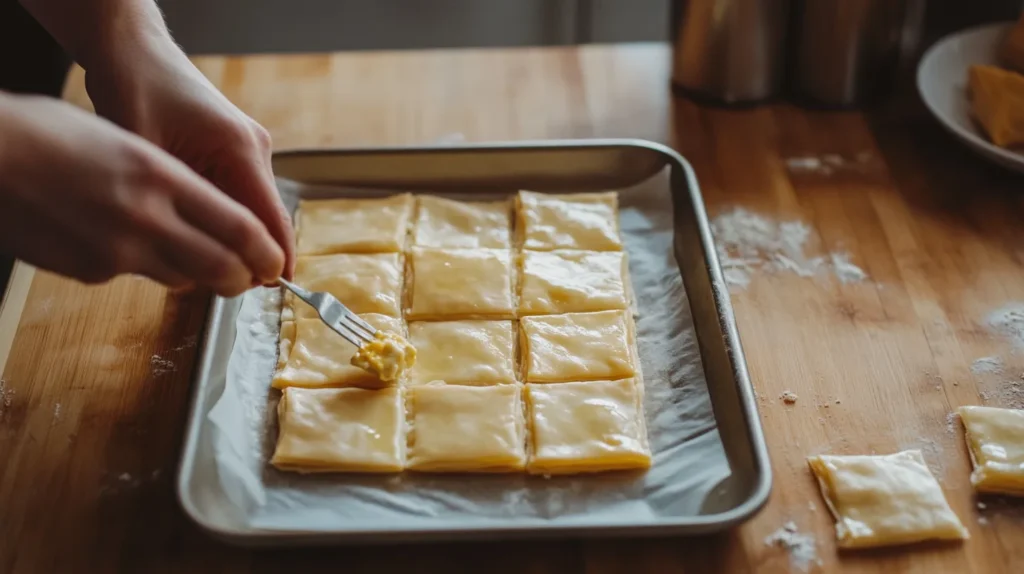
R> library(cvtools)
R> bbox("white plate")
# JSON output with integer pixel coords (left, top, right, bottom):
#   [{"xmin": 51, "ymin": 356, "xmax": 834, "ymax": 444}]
[{"xmin": 917, "ymin": 22, "xmax": 1024, "ymax": 174}]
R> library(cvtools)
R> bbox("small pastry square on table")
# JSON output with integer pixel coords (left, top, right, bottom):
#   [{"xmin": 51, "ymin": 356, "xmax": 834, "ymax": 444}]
[
  {"xmin": 518, "ymin": 250, "xmax": 629, "ymax": 316},
  {"xmin": 406, "ymin": 247, "xmax": 515, "ymax": 320},
  {"xmin": 525, "ymin": 378, "xmax": 650, "ymax": 475},
  {"xmin": 413, "ymin": 195, "xmax": 511, "ymax": 249},
  {"xmin": 271, "ymin": 386, "xmax": 404, "ymax": 473},
  {"xmin": 516, "ymin": 190, "xmax": 622, "ymax": 251},
  {"xmin": 295, "ymin": 193, "xmax": 413, "ymax": 255},
  {"xmin": 407, "ymin": 320, "xmax": 516, "ymax": 386},
  {"xmin": 807, "ymin": 450, "xmax": 969, "ymax": 549},
  {"xmin": 284, "ymin": 253, "xmax": 403, "ymax": 320},
  {"xmin": 407, "ymin": 384, "xmax": 526, "ymax": 472},
  {"xmin": 959, "ymin": 405, "xmax": 1024, "ymax": 496},
  {"xmin": 520, "ymin": 310, "xmax": 637, "ymax": 383},
  {"xmin": 274, "ymin": 314, "xmax": 406, "ymax": 389}
]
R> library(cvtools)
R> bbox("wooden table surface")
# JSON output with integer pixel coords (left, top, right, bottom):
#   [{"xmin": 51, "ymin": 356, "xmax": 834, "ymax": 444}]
[{"xmin": 2, "ymin": 43, "xmax": 1024, "ymax": 573}]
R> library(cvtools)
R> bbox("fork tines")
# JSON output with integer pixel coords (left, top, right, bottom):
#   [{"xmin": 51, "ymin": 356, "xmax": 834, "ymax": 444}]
[{"xmin": 338, "ymin": 312, "xmax": 376, "ymax": 345}]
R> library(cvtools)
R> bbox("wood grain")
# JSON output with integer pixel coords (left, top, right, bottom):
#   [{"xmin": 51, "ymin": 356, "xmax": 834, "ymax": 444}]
[{"xmin": 3, "ymin": 43, "xmax": 1024, "ymax": 572}]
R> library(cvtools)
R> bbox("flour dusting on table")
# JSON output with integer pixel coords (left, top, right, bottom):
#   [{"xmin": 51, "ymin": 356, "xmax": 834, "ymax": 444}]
[
  {"xmin": 765, "ymin": 521, "xmax": 820, "ymax": 572},
  {"xmin": 986, "ymin": 303, "xmax": 1024, "ymax": 350},
  {"xmin": 710, "ymin": 208, "xmax": 869, "ymax": 290},
  {"xmin": 972, "ymin": 356, "xmax": 1005, "ymax": 375}
]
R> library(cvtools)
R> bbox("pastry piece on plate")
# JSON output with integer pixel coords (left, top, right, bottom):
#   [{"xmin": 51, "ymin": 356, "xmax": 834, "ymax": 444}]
[
  {"xmin": 407, "ymin": 320, "xmax": 517, "ymax": 386},
  {"xmin": 284, "ymin": 253, "xmax": 403, "ymax": 320},
  {"xmin": 271, "ymin": 386, "xmax": 405, "ymax": 473},
  {"xmin": 959, "ymin": 405, "xmax": 1024, "ymax": 496},
  {"xmin": 967, "ymin": 64, "xmax": 1024, "ymax": 149},
  {"xmin": 518, "ymin": 250, "xmax": 630, "ymax": 316},
  {"xmin": 520, "ymin": 310, "xmax": 637, "ymax": 383},
  {"xmin": 273, "ymin": 314, "xmax": 407, "ymax": 389},
  {"xmin": 999, "ymin": 14, "xmax": 1024, "ymax": 75},
  {"xmin": 413, "ymin": 195, "xmax": 511, "ymax": 249},
  {"xmin": 807, "ymin": 450, "xmax": 969, "ymax": 549},
  {"xmin": 516, "ymin": 191, "xmax": 623, "ymax": 251},
  {"xmin": 295, "ymin": 194, "xmax": 414, "ymax": 255},
  {"xmin": 405, "ymin": 247, "xmax": 515, "ymax": 320},
  {"xmin": 525, "ymin": 379, "xmax": 650, "ymax": 475},
  {"xmin": 406, "ymin": 384, "xmax": 526, "ymax": 472}
]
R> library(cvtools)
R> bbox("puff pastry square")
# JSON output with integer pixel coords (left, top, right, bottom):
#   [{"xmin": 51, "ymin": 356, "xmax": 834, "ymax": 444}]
[
  {"xmin": 407, "ymin": 320, "xmax": 516, "ymax": 386},
  {"xmin": 273, "ymin": 314, "xmax": 406, "ymax": 389},
  {"xmin": 296, "ymin": 194, "xmax": 413, "ymax": 255},
  {"xmin": 270, "ymin": 386, "xmax": 404, "ymax": 473},
  {"xmin": 520, "ymin": 310, "xmax": 636, "ymax": 383},
  {"xmin": 413, "ymin": 196, "xmax": 511, "ymax": 249},
  {"xmin": 526, "ymin": 379, "xmax": 650, "ymax": 475},
  {"xmin": 517, "ymin": 191, "xmax": 622, "ymax": 251},
  {"xmin": 518, "ymin": 250, "xmax": 628, "ymax": 315},
  {"xmin": 286, "ymin": 253, "xmax": 403, "ymax": 319},
  {"xmin": 407, "ymin": 384, "xmax": 526, "ymax": 472},
  {"xmin": 406, "ymin": 247, "xmax": 514, "ymax": 320},
  {"xmin": 959, "ymin": 405, "xmax": 1024, "ymax": 496},
  {"xmin": 807, "ymin": 450, "xmax": 969, "ymax": 549}
]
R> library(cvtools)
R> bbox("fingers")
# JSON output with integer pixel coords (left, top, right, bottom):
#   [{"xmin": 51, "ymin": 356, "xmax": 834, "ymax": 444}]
[
  {"xmin": 154, "ymin": 152, "xmax": 286, "ymax": 285},
  {"xmin": 207, "ymin": 136, "xmax": 296, "ymax": 281},
  {"xmin": 150, "ymin": 212, "xmax": 253, "ymax": 297}
]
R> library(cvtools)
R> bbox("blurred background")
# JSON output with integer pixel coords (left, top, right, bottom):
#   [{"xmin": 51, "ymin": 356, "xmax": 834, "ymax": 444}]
[
  {"xmin": 160, "ymin": 0, "xmax": 1021, "ymax": 56},
  {"xmin": 160, "ymin": 0, "xmax": 670, "ymax": 54}
]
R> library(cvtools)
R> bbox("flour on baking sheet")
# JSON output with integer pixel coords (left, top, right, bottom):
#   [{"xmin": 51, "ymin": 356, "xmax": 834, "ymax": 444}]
[{"xmin": 710, "ymin": 208, "xmax": 869, "ymax": 290}]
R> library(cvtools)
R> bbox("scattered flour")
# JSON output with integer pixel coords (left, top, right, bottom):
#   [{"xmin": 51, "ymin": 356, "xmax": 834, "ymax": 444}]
[
  {"xmin": 830, "ymin": 252, "xmax": 868, "ymax": 284},
  {"xmin": 0, "ymin": 379, "xmax": 13, "ymax": 414},
  {"xmin": 118, "ymin": 472, "xmax": 133, "ymax": 482},
  {"xmin": 53, "ymin": 403, "xmax": 61, "ymax": 422},
  {"xmin": 979, "ymin": 380, "xmax": 1024, "ymax": 409},
  {"xmin": 785, "ymin": 152, "xmax": 875, "ymax": 176},
  {"xmin": 780, "ymin": 391, "xmax": 799, "ymax": 404},
  {"xmin": 946, "ymin": 411, "xmax": 959, "ymax": 434},
  {"xmin": 765, "ymin": 521, "xmax": 820, "ymax": 572},
  {"xmin": 150, "ymin": 355, "xmax": 176, "ymax": 376},
  {"xmin": 977, "ymin": 502, "xmax": 987, "ymax": 510},
  {"xmin": 986, "ymin": 304, "xmax": 1024, "ymax": 351},
  {"xmin": 710, "ymin": 208, "xmax": 869, "ymax": 290},
  {"xmin": 971, "ymin": 356, "xmax": 1005, "ymax": 375}
]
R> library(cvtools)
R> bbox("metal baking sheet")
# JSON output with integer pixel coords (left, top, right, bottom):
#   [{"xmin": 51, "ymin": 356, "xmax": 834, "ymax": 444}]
[{"xmin": 176, "ymin": 139, "xmax": 771, "ymax": 545}]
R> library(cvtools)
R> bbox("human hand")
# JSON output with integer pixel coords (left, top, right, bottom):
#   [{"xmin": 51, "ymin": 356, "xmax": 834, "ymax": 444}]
[
  {"xmin": 0, "ymin": 93, "xmax": 285, "ymax": 296},
  {"xmin": 82, "ymin": 40, "xmax": 295, "ymax": 281}
]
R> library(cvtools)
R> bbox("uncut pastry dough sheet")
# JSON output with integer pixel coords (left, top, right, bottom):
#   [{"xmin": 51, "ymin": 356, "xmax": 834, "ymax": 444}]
[{"xmin": 205, "ymin": 171, "xmax": 731, "ymax": 531}]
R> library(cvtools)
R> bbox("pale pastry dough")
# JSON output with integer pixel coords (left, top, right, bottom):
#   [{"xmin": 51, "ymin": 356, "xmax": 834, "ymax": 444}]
[
  {"xmin": 273, "ymin": 314, "xmax": 405, "ymax": 389},
  {"xmin": 807, "ymin": 450, "xmax": 969, "ymax": 549},
  {"xmin": 271, "ymin": 386, "xmax": 404, "ymax": 473},
  {"xmin": 959, "ymin": 405, "xmax": 1024, "ymax": 496},
  {"xmin": 296, "ymin": 194, "xmax": 413, "ymax": 255},
  {"xmin": 286, "ymin": 253, "xmax": 403, "ymax": 319},
  {"xmin": 407, "ymin": 384, "xmax": 526, "ymax": 472},
  {"xmin": 526, "ymin": 379, "xmax": 650, "ymax": 475},
  {"xmin": 520, "ymin": 310, "xmax": 636, "ymax": 383},
  {"xmin": 406, "ymin": 247, "xmax": 515, "ymax": 320},
  {"xmin": 516, "ymin": 190, "xmax": 622, "ymax": 251},
  {"xmin": 413, "ymin": 196, "xmax": 511, "ymax": 248},
  {"xmin": 518, "ymin": 250, "xmax": 628, "ymax": 315},
  {"xmin": 407, "ymin": 320, "xmax": 516, "ymax": 386}
]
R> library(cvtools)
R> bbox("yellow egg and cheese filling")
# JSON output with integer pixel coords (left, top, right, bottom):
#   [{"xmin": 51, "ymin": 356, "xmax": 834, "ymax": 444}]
[{"xmin": 350, "ymin": 330, "xmax": 417, "ymax": 383}]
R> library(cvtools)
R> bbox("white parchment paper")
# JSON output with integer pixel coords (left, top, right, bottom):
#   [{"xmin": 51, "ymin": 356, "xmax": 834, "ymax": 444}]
[{"xmin": 205, "ymin": 172, "xmax": 731, "ymax": 531}]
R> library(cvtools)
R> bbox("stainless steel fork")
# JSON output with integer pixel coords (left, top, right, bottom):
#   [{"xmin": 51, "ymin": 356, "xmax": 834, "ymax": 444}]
[{"xmin": 278, "ymin": 278, "xmax": 377, "ymax": 347}]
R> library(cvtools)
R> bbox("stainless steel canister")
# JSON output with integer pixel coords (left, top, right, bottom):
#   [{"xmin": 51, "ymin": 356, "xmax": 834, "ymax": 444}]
[
  {"xmin": 788, "ymin": 0, "xmax": 913, "ymax": 107},
  {"xmin": 671, "ymin": 0, "xmax": 790, "ymax": 104}
]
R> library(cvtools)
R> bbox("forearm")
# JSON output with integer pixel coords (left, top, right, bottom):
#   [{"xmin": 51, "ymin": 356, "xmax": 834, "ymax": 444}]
[{"xmin": 18, "ymin": 0, "xmax": 176, "ymax": 72}]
